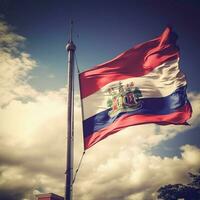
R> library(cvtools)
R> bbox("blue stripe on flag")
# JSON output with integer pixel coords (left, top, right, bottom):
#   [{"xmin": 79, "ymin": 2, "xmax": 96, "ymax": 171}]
[{"xmin": 83, "ymin": 86, "xmax": 188, "ymax": 138}]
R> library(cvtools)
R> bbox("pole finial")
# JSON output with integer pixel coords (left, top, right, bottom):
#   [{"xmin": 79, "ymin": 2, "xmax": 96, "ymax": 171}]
[
  {"xmin": 69, "ymin": 20, "xmax": 73, "ymax": 42},
  {"xmin": 66, "ymin": 20, "xmax": 76, "ymax": 51}
]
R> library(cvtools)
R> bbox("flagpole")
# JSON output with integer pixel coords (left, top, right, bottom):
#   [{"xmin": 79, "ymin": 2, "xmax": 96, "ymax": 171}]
[{"xmin": 65, "ymin": 21, "xmax": 76, "ymax": 200}]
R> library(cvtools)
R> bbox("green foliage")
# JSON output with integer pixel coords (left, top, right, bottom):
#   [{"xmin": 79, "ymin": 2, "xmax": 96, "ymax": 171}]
[
  {"xmin": 107, "ymin": 98, "xmax": 113, "ymax": 108},
  {"xmin": 188, "ymin": 169, "xmax": 200, "ymax": 188},
  {"xmin": 157, "ymin": 170, "xmax": 200, "ymax": 200}
]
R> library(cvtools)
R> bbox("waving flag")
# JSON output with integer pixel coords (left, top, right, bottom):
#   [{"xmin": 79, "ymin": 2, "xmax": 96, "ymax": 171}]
[{"xmin": 79, "ymin": 27, "xmax": 192, "ymax": 150}]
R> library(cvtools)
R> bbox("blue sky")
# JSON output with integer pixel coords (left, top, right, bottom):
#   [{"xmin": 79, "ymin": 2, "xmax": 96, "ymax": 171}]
[
  {"xmin": 0, "ymin": 0, "xmax": 200, "ymax": 199},
  {"xmin": 1, "ymin": 0, "xmax": 200, "ymax": 91}
]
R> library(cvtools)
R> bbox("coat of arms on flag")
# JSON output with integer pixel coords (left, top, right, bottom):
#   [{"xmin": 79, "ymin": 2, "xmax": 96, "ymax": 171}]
[
  {"xmin": 79, "ymin": 27, "xmax": 192, "ymax": 149},
  {"xmin": 107, "ymin": 81, "xmax": 142, "ymax": 118}
]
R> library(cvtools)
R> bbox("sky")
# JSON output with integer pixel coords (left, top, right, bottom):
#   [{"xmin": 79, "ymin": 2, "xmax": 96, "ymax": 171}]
[{"xmin": 0, "ymin": 0, "xmax": 200, "ymax": 200}]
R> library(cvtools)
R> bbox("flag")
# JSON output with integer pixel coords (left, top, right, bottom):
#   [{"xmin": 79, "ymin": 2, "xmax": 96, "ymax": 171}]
[{"xmin": 79, "ymin": 27, "xmax": 192, "ymax": 150}]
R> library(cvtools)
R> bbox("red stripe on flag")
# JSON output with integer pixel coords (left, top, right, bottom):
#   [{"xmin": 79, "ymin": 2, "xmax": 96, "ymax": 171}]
[
  {"xmin": 84, "ymin": 103, "xmax": 192, "ymax": 149},
  {"xmin": 80, "ymin": 27, "xmax": 179, "ymax": 99}
]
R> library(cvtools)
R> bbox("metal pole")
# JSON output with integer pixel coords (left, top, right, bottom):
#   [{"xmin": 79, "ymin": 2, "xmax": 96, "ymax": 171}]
[{"xmin": 65, "ymin": 27, "xmax": 76, "ymax": 200}]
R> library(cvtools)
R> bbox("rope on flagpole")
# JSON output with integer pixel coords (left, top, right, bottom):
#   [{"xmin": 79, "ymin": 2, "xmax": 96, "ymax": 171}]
[
  {"xmin": 74, "ymin": 50, "xmax": 86, "ymax": 147},
  {"xmin": 75, "ymin": 52, "xmax": 80, "ymax": 74},
  {"xmin": 72, "ymin": 47, "xmax": 86, "ymax": 185},
  {"xmin": 72, "ymin": 151, "xmax": 85, "ymax": 184}
]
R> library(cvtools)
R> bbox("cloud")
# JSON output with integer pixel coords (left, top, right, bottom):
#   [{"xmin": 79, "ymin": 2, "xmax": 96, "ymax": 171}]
[
  {"xmin": 188, "ymin": 92, "xmax": 200, "ymax": 126},
  {"xmin": 0, "ymin": 21, "xmax": 25, "ymax": 50},
  {"xmin": 74, "ymin": 144, "xmax": 200, "ymax": 200},
  {"xmin": 0, "ymin": 19, "xmax": 200, "ymax": 200},
  {"xmin": 0, "ymin": 90, "xmax": 67, "ymax": 199},
  {"xmin": 0, "ymin": 20, "xmax": 37, "ymax": 107},
  {"xmin": 48, "ymin": 74, "xmax": 55, "ymax": 79}
]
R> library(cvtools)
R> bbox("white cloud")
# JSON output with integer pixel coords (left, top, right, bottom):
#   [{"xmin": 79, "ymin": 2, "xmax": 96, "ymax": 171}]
[
  {"xmin": 188, "ymin": 92, "xmax": 200, "ymax": 126},
  {"xmin": 0, "ymin": 19, "xmax": 200, "ymax": 200},
  {"xmin": 73, "ymin": 144, "xmax": 200, "ymax": 200},
  {"xmin": 0, "ymin": 21, "xmax": 25, "ymax": 49},
  {"xmin": 0, "ymin": 21, "xmax": 37, "ymax": 107},
  {"xmin": 48, "ymin": 74, "xmax": 55, "ymax": 79}
]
